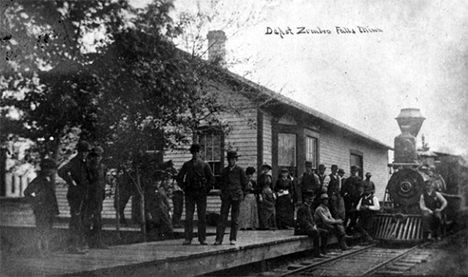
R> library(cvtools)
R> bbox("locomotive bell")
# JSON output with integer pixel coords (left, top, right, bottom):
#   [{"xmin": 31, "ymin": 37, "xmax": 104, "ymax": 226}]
[{"xmin": 395, "ymin": 108, "xmax": 425, "ymax": 137}]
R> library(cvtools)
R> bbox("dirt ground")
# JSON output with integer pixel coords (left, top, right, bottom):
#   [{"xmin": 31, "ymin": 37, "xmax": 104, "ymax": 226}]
[{"xmin": 405, "ymin": 230, "xmax": 468, "ymax": 276}]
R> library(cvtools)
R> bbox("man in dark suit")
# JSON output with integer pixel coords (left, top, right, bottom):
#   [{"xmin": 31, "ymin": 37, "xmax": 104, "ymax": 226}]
[
  {"xmin": 214, "ymin": 150, "xmax": 247, "ymax": 245},
  {"xmin": 177, "ymin": 143, "xmax": 215, "ymax": 245},
  {"xmin": 295, "ymin": 192, "xmax": 329, "ymax": 257},
  {"xmin": 83, "ymin": 146, "xmax": 108, "ymax": 249},
  {"xmin": 58, "ymin": 141, "xmax": 92, "ymax": 254},
  {"xmin": 341, "ymin": 165, "xmax": 362, "ymax": 231}
]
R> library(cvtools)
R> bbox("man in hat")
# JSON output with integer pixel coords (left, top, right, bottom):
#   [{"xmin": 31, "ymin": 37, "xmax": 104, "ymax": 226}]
[
  {"xmin": 177, "ymin": 143, "xmax": 215, "ymax": 245},
  {"xmin": 214, "ymin": 151, "xmax": 247, "ymax": 245},
  {"xmin": 338, "ymin": 168, "xmax": 345, "ymax": 178},
  {"xmin": 362, "ymin": 172, "xmax": 376, "ymax": 196},
  {"xmin": 58, "ymin": 141, "xmax": 92, "ymax": 254},
  {"xmin": 355, "ymin": 184, "xmax": 380, "ymax": 245},
  {"xmin": 297, "ymin": 161, "xmax": 321, "ymax": 205},
  {"xmin": 314, "ymin": 193, "xmax": 352, "ymax": 251},
  {"xmin": 82, "ymin": 146, "xmax": 109, "ymax": 249},
  {"xmin": 317, "ymin": 164, "xmax": 327, "ymax": 188},
  {"xmin": 420, "ymin": 179, "xmax": 447, "ymax": 241},
  {"xmin": 295, "ymin": 192, "xmax": 329, "ymax": 257},
  {"xmin": 24, "ymin": 159, "xmax": 59, "ymax": 257},
  {"xmin": 341, "ymin": 165, "xmax": 362, "ymax": 231},
  {"xmin": 323, "ymin": 165, "xmax": 345, "ymax": 220}
]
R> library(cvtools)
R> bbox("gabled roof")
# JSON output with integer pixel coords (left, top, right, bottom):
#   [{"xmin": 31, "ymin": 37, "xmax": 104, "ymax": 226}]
[{"xmin": 218, "ymin": 68, "xmax": 392, "ymax": 150}]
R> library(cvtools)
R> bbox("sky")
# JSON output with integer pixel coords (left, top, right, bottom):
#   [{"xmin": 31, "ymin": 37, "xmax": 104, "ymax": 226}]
[{"xmin": 133, "ymin": 0, "xmax": 468, "ymax": 157}]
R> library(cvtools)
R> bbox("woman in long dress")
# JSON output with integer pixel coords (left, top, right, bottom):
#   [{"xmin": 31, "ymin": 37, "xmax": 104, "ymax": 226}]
[
  {"xmin": 257, "ymin": 164, "xmax": 276, "ymax": 230},
  {"xmin": 239, "ymin": 167, "xmax": 259, "ymax": 230},
  {"xmin": 275, "ymin": 168, "xmax": 295, "ymax": 229}
]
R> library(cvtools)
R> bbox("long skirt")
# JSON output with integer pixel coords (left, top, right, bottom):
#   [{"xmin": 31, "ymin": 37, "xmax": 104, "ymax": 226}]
[
  {"xmin": 238, "ymin": 194, "xmax": 259, "ymax": 229},
  {"xmin": 258, "ymin": 200, "xmax": 276, "ymax": 229},
  {"xmin": 275, "ymin": 195, "xmax": 294, "ymax": 229}
]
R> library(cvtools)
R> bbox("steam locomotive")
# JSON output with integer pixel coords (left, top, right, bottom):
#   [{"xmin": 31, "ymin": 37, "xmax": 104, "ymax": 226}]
[{"xmin": 373, "ymin": 108, "xmax": 465, "ymax": 243}]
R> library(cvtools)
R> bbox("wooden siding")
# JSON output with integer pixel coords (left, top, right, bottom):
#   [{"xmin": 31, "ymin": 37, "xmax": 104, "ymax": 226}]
[
  {"xmin": 164, "ymin": 80, "xmax": 258, "ymax": 218},
  {"xmin": 319, "ymin": 128, "xmax": 390, "ymax": 200}
]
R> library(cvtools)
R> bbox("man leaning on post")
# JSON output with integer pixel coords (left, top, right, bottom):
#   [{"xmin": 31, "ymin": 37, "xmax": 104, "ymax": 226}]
[{"xmin": 177, "ymin": 143, "xmax": 214, "ymax": 245}]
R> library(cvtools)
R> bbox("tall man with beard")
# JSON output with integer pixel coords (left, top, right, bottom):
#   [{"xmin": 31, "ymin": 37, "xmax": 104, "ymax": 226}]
[{"xmin": 58, "ymin": 141, "xmax": 92, "ymax": 254}]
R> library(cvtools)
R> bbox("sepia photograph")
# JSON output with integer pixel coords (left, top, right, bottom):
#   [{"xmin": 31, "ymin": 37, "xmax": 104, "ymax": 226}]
[{"xmin": 1, "ymin": 0, "xmax": 467, "ymax": 276}]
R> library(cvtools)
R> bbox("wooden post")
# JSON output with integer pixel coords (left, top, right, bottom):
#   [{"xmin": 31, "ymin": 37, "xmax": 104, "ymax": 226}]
[{"xmin": 115, "ymin": 167, "xmax": 121, "ymax": 239}]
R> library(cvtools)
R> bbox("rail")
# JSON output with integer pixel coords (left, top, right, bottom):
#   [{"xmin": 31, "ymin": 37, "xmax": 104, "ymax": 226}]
[{"xmin": 275, "ymin": 243, "xmax": 428, "ymax": 276}]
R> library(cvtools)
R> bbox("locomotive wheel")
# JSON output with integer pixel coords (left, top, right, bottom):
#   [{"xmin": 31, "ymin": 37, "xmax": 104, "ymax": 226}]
[{"xmin": 387, "ymin": 169, "xmax": 429, "ymax": 207}]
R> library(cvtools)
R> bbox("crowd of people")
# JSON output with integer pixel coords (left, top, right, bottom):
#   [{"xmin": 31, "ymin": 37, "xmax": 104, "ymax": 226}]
[
  {"xmin": 174, "ymin": 143, "xmax": 381, "ymax": 253},
  {"xmin": 24, "ymin": 141, "xmax": 448, "ymax": 258}
]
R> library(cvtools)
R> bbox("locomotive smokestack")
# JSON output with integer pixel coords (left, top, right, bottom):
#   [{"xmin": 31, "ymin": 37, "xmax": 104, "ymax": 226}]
[
  {"xmin": 395, "ymin": 108, "xmax": 425, "ymax": 137},
  {"xmin": 393, "ymin": 108, "xmax": 425, "ymax": 165}
]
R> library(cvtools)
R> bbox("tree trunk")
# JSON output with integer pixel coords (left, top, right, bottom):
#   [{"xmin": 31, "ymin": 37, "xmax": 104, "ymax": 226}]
[{"xmin": 135, "ymin": 165, "xmax": 146, "ymax": 242}]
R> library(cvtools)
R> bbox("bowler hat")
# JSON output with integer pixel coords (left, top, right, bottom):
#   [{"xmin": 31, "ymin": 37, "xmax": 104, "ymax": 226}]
[
  {"xmin": 318, "ymin": 164, "xmax": 326, "ymax": 171},
  {"xmin": 261, "ymin": 163, "xmax": 272, "ymax": 170},
  {"xmin": 351, "ymin": 165, "xmax": 360, "ymax": 171},
  {"xmin": 338, "ymin": 168, "xmax": 345, "ymax": 174},
  {"xmin": 76, "ymin": 141, "xmax": 92, "ymax": 152},
  {"xmin": 331, "ymin": 164, "xmax": 338, "ymax": 169},
  {"xmin": 303, "ymin": 191, "xmax": 315, "ymax": 199},
  {"xmin": 189, "ymin": 143, "xmax": 202, "ymax": 153},
  {"xmin": 320, "ymin": 193, "xmax": 329, "ymax": 200},
  {"xmin": 365, "ymin": 172, "xmax": 372, "ymax": 177},
  {"xmin": 305, "ymin": 161, "xmax": 314, "ymax": 168},
  {"xmin": 226, "ymin": 150, "xmax": 241, "ymax": 159},
  {"xmin": 40, "ymin": 158, "xmax": 56, "ymax": 170},
  {"xmin": 280, "ymin": 167, "xmax": 289, "ymax": 173}
]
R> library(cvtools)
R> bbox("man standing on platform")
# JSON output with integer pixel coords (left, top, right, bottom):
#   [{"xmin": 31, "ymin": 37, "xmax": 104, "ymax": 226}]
[
  {"xmin": 341, "ymin": 165, "xmax": 362, "ymax": 232},
  {"xmin": 317, "ymin": 164, "xmax": 327, "ymax": 189},
  {"xmin": 297, "ymin": 161, "xmax": 321, "ymax": 205},
  {"xmin": 323, "ymin": 165, "xmax": 345, "ymax": 220},
  {"xmin": 214, "ymin": 151, "xmax": 247, "ymax": 245},
  {"xmin": 177, "ymin": 143, "xmax": 214, "ymax": 245},
  {"xmin": 83, "ymin": 146, "xmax": 108, "ymax": 249},
  {"xmin": 295, "ymin": 192, "xmax": 329, "ymax": 257},
  {"xmin": 58, "ymin": 141, "xmax": 92, "ymax": 254},
  {"xmin": 362, "ymin": 172, "xmax": 376, "ymax": 196}
]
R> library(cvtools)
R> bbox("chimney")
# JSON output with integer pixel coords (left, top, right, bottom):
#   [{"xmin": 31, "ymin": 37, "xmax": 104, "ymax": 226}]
[{"xmin": 207, "ymin": 30, "xmax": 226, "ymax": 66}]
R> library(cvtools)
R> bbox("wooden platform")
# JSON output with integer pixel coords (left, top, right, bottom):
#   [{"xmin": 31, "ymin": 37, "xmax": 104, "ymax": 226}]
[{"xmin": 1, "ymin": 229, "xmax": 323, "ymax": 276}]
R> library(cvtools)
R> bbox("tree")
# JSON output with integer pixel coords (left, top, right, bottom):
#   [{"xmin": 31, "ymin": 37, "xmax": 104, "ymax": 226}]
[
  {"xmin": 1, "ymin": 0, "xmax": 226, "ymax": 239},
  {"xmin": 1, "ymin": 0, "xmax": 130, "ymax": 161}
]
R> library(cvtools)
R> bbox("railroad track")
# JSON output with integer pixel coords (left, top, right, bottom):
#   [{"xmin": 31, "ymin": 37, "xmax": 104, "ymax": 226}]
[{"xmin": 272, "ymin": 243, "xmax": 432, "ymax": 276}]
